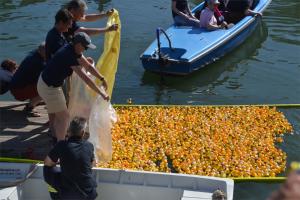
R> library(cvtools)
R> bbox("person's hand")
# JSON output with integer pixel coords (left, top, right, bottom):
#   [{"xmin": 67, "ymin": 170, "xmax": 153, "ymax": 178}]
[
  {"xmin": 105, "ymin": 9, "xmax": 114, "ymax": 16},
  {"xmin": 221, "ymin": 21, "xmax": 227, "ymax": 28},
  {"xmin": 256, "ymin": 12, "xmax": 263, "ymax": 17},
  {"xmin": 101, "ymin": 93, "xmax": 110, "ymax": 101},
  {"xmin": 86, "ymin": 57, "xmax": 95, "ymax": 66},
  {"xmin": 254, "ymin": 12, "xmax": 262, "ymax": 17},
  {"xmin": 267, "ymin": 171, "xmax": 300, "ymax": 200},
  {"xmin": 226, "ymin": 23, "xmax": 234, "ymax": 29},
  {"xmin": 101, "ymin": 78, "xmax": 108, "ymax": 91},
  {"xmin": 107, "ymin": 24, "xmax": 118, "ymax": 32}
]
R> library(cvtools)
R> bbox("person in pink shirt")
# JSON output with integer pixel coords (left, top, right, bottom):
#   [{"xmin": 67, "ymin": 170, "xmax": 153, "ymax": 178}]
[{"xmin": 200, "ymin": 0, "xmax": 232, "ymax": 30}]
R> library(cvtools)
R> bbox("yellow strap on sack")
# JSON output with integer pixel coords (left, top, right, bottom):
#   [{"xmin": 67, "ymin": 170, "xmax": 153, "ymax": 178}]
[{"xmin": 93, "ymin": 9, "xmax": 121, "ymax": 98}]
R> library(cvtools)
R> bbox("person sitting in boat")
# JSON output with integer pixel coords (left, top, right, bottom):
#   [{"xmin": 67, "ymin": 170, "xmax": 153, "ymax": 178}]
[
  {"xmin": 9, "ymin": 42, "xmax": 46, "ymax": 116},
  {"xmin": 45, "ymin": 9, "xmax": 73, "ymax": 61},
  {"xmin": 200, "ymin": 0, "xmax": 231, "ymax": 30},
  {"xmin": 0, "ymin": 59, "xmax": 17, "ymax": 95},
  {"xmin": 64, "ymin": 0, "xmax": 118, "ymax": 42},
  {"xmin": 172, "ymin": 0, "xmax": 201, "ymax": 27},
  {"xmin": 44, "ymin": 117, "xmax": 97, "ymax": 200},
  {"xmin": 224, "ymin": 0, "xmax": 262, "ymax": 24},
  {"xmin": 37, "ymin": 32, "xmax": 109, "ymax": 142}
]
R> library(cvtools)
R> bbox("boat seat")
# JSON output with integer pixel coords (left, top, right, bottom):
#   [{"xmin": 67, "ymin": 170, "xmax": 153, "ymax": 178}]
[{"xmin": 181, "ymin": 190, "xmax": 212, "ymax": 200}]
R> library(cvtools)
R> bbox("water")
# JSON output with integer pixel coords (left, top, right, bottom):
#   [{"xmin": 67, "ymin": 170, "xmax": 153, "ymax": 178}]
[{"xmin": 0, "ymin": 0, "xmax": 299, "ymax": 199}]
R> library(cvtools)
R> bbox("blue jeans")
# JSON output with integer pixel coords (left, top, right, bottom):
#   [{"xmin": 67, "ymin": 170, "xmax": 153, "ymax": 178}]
[{"xmin": 173, "ymin": 15, "xmax": 200, "ymax": 27}]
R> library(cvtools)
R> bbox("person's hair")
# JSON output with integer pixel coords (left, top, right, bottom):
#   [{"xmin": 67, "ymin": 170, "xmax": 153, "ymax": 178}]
[
  {"xmin": 66, "ymin": 0, "xmax": 87, "ymax": 11},
  {"xmin": 1, "ymin": 59, "xmax": 17, "ymax": 72},
  {"xmin": 68, "ymin": 117, "xmax": 87, "ymax": 137},
  {"xmin": 55, "ymin": 9, "xmax": 73, "ymax": 24}
]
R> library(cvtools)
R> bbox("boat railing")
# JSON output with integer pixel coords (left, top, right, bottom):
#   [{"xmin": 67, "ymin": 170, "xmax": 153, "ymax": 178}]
[{"xmin": 156, "ymin": 27, "xmax": 174, "ymax": 59}]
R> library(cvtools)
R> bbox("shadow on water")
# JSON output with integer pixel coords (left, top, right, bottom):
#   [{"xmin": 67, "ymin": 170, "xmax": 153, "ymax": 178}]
[{"xmin": 141, "ymin": 20, "xmax": 269, "ymax": 103}]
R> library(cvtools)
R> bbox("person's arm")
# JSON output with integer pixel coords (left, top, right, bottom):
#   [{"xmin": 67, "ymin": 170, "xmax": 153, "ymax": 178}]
[
  {"xmin": 71, "ymin": 66, "xmax": 109, "ymax": 101},
  {"xmin": 76, "ymin": 24, "xmax": 118, "ymax": 36},
  {"xmin": 80, "ymin": 9, "xmax": 114, "ymax": 22},
  {"xmin": 187, "ymin": 4, "xmax": 197, "ymax": 19},
  {"xmin": 207, "ymin": 16, "xmax": 225, "ymax": 31},
  {"xmin": 44, "ymin": 143, "xmax": 61, "ymax": 167},
  {"xmin": 78, "ymin": 55, "xmax": 108, "ymax": 90},
  {"xmin": 172, "ymin": 1, "xmax": 190, "ymax": 19},
  {"xmin": 207, "ymin": 23, "xmax": 222, "ymax": 30},
  {"xmin": 44, "ymin": 156, "xmax": 57, "ymax": 167},
  {"xmin": 245, "ymin": 9, "xmax": 262, "ymax": 17}
]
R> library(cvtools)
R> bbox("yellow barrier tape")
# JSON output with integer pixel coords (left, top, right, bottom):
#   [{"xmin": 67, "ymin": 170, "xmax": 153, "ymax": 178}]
[{"xmin": 47, "ymin": 183, "xmax": 58, "ymax": 193}]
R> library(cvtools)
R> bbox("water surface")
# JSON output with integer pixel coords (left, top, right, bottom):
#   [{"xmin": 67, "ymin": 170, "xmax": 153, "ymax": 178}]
[{"xmin": 0, "ymin": 0, "xmax": 299, "ymax": 199}]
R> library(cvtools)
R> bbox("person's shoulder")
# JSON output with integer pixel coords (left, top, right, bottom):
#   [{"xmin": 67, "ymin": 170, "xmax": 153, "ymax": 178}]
[
  {"xmin": 46, "ymin": 28, "xmax": 59, "ymax": 40},
  {"xmin": 84, "ymin": 140, "xmax": 95, "ymax": 149}
]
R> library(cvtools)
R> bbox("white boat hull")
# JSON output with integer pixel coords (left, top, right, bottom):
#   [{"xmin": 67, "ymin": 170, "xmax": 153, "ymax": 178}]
[{"xmin": 0, "ymin": 163, "xmax": 234, "ymax": 200}]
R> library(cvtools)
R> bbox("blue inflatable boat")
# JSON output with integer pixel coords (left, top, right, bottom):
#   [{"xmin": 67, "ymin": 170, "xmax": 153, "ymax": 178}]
[{"xmin": 140, "ymin": 0, "xmax": 272, "ymax": 75}]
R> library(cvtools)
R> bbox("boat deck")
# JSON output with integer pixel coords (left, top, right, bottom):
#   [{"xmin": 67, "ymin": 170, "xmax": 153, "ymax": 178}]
[{"xmin": 0, "ymin": 101, "xmax": 51, "ymax": 160}]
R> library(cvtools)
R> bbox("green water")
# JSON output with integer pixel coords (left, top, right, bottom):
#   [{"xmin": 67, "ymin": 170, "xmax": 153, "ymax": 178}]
[{"xmin": 0, "ymin": 0, "xmax": 299, "ymax": 199}]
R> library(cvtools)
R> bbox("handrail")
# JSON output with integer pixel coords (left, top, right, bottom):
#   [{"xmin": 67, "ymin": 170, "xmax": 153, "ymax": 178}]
[{"xmin": 156, "ymin": 27, "xmax": 173, "ymax": 59}]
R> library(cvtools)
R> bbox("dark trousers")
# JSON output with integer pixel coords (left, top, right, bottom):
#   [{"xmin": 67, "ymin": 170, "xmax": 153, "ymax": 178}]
[{"xmin": 43, "ymin": 166, "xmax": 97, "ymax": 200}]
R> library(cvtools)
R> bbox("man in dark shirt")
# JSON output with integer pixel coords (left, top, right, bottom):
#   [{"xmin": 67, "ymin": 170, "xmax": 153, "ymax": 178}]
[
  {"xmin": 10, "ymin": 43, "xmax": 46, "ymax": 114},
  {"xmin": 225, "ymin": 0, "xmax": 262, "ymax": 24},
  {"xmin": 45, "ymin": 9, "xmax": 73, "ymax": 61},
  {"xmin": 44, "ymin": 117, "xmax": 97, "ymax": 200},
  {"xmin": 64, "ymin": 0, "xmax": 118, "ymax": 42},
  {"xmin": 172, "ymin": 0, "xmax": 201, "ymax": 27}
]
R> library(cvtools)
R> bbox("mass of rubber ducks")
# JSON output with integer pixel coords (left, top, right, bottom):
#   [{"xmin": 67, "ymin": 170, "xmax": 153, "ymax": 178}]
[{"xmin": 98, "ymin": 106, "xmax": 292, "ymax": 177}]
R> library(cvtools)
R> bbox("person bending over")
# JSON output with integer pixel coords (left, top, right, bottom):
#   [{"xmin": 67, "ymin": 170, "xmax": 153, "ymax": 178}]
[
  {"xmin": 172, "ymin": 0, "xmax": 201, "ymax": 27},
  {"xmin": 0, "ymin": 59, "xmax": 17, "ymax": 95},
  {"xmin": 44, "ymin": 117, "xmax": 97, "ymax": 200},
  {"xmin": 37, "ymin": 32, "xmax": 108, "ymax": 142},
  {"xmin": 46, "ymin": 9, "xmax": 73, "ymax": 61},
  {"xmin": 64, "ymin": 0, "xmax": 118, "ymax": 42},
  {"xmin": 9, "ymin": 43, "xmax": 46, "ymax": 116}
]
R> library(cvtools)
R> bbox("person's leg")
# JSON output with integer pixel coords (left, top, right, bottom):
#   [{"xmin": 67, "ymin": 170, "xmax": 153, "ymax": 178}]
[
  {"xmin": 29, "ymin": 96, "xmax": 42, "ymax": 108},
  {"xmin": 174, "ymin": 15, "xmax": 187, "ymax": 26},
  {"xmin": 186, "ymin": 18, "xmax": 201, "ymax": 27},
  {"xmin": 43, "ymin": 166, "xmax": 62, "ymax": 200},
  {"xmin": 48, "ymin": 113, "xmax": 55, "ymax": 133},
  {"xmin": 54, "ymin": 109, "xmax": 70, "ymax": 141},
  {"xmin": 174, "ymin": 15, "xmax": 200, "ymax": 27}
]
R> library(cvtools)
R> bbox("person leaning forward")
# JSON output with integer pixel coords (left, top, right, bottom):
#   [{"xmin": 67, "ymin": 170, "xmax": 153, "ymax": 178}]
[
  {"xmin": 44, "ymin": 117, "xmax": 97, "ymax": 200},
  {"xmin": 37, "ymin": 32, "xmax": 109, "ymax": 142},
  {"xmin": 64, "ymin": 0, "xmax": 118, "ymax": 42}
]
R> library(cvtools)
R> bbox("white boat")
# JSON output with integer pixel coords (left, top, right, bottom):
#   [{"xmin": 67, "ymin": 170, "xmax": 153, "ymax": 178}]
[{"xmin": 0, "ymin": 162, "xmax": 234, "ymax": 200}]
